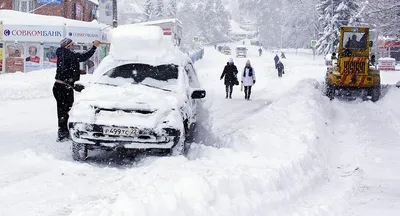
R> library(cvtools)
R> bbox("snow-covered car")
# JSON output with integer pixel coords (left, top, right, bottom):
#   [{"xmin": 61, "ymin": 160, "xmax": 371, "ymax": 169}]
[
  {"xmin": 236, "ymin": 46, "xmax": 247, "ymax": 57},
  {"xmin": 221, "ymin": 46, "xmax": 231, "ymax": 55},
  {"xmin": 67, "ymin": 25, "xmax": 206, "ymax": 161}
]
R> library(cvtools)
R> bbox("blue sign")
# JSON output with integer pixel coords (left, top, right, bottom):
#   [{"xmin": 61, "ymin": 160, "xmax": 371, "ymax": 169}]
[{"xmin": 37, "ymin": 0, "xmax": 61, "ymax": 5}]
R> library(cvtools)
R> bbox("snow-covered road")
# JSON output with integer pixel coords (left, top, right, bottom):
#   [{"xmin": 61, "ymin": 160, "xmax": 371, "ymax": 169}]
[{"xmin": 1, "ymin": 43, "xmax": 400, "ymax": 215}]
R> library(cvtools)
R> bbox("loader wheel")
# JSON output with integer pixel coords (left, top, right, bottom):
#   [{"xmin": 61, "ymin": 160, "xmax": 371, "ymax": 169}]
[
  {"xmin": 72, "ymin": 142, "xmax": 88, "ymax": 161},
  {"xmin": 326, "ymin": 84, "xmax": 335, "ymax": 100},
  {"xmin": 370, "ymin": 86, "xmax": 381, "ymax": 102}
]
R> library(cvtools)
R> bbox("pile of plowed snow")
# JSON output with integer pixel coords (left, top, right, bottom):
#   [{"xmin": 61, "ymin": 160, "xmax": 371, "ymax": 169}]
[
  {"xmin": 0, "ymin": 70, "xmax": 55, "ymax": 101},
  {"xmin": 0, "ymin": 70, "xmax": 96, "ymax": 101}
]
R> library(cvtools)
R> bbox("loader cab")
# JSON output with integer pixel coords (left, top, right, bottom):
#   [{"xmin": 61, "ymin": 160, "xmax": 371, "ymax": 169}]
[{"xmin": 338, "ymin": 27, "xmax": 373, "ymax": 58}]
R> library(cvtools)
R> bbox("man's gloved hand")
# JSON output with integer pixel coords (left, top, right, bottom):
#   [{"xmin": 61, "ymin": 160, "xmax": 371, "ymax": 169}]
[{"xmin": 253, "ymin": 80, "xmax": 256, "ymax": 84}]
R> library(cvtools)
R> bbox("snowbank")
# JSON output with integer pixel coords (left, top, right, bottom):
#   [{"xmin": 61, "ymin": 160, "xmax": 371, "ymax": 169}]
[
  {"xmin": 0, "ymin": 69, "xmax": 55, "ymax": 101},
  {"xmin": 0, "ymin": 70, "xmax": 97, "ymax": 101}
]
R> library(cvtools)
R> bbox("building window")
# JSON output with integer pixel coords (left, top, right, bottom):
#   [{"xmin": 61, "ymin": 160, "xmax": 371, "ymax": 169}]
[{"xmin": 13, "ymin": 0, "xmax": 34, "ymax": 12}]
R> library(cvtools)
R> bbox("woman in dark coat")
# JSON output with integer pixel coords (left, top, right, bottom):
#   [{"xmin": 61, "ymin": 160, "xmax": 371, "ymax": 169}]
[{"xmin": 220, "ymin": 58, "xmax": 239, "ymax": 99}]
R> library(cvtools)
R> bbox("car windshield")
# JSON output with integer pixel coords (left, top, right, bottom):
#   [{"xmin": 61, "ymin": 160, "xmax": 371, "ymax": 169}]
[
  {"xmin": 97, "ymin": 63, "xmax": 179, "ymax": 91},
  {"xmin": 343, "ymin": 32, "xmax": 367, "ymax": 50},
  {"xmin": 236, "ymin": 47, "xmax": 246, "ymax": 51}
]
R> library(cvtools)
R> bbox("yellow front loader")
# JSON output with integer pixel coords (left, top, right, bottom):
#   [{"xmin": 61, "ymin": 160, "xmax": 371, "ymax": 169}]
[{"xmin": 325, "ymin": 26, "xmax": 380, "ymax": 102}]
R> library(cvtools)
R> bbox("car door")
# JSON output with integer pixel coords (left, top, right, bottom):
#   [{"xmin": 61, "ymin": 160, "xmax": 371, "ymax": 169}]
[{"xmin": 184, "ymin": 63, "xmax": 200, "ymax": 126}]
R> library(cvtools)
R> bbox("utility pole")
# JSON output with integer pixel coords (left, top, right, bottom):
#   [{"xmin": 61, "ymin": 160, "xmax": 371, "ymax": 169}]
[
  {"xmin": 112, "ymin": 0, "xmax": 118, "ymax": 28},
  {"xmin": 331, "ymin": 0, "xmax": 334, "ymax": 53}
]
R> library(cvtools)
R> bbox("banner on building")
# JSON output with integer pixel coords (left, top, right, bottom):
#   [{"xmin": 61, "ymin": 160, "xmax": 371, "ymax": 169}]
[
  {"xmin": 36, "ymin": 0, "xmax": 61, "ymax": 5},
  {"xmin": 2, "ymin": 25, "xmax": 63, "ymax": 42},
  {"xmin": 5, "ymin": 44, "xmax": 24, "ymax": 73},
  {"xmin": 67, "ymin": 26, "xmax": 101, "ymax": 43},
  {"xmin": 24, "ymin": 44, "xmax": 42, "ymax": 72}
]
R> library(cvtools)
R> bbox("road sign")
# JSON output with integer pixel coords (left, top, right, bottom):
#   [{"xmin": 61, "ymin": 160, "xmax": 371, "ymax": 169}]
[{"xmin": 311, "ymin": 40, "xmax": 317, "ymax": 48}]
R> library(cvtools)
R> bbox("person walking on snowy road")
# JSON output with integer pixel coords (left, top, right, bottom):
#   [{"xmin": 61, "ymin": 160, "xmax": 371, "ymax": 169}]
[
  {"xmin": 242, "ymin": 59, "xmax": 256, "ymax": 100},
  {"xmin": 53, "ymin": 38, "xmax": 100, "ymax": 142},
  {"xmin": 276, "ymin": 60, "xmax": 285, "ymax": 78},
  {"xmin": 274, "ymin": 54, "xmax": 279, "ymax": 69},
  {"xmin": 220, "ymin": 57, "xmax": 239, "ymax": 99}
]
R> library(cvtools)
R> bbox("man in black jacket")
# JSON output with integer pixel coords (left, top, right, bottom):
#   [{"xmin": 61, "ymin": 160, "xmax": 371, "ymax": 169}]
[
  {"xmin": 220, "ymin": 58, "xmax": 239, "ymax": 99},
  {"xmin": 53, "ymin": 38, "xmax": 100, "ymax": 142}
]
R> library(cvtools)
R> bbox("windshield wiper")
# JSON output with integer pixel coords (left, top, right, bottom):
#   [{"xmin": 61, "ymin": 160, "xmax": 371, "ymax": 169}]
[{"xmin": 138, "ymin": 83, "xmax": 171, "ymax": 92}]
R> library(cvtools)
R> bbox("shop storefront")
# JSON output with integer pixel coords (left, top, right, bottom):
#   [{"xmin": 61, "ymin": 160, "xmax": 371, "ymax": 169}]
[{"xmin": 0, "ymin": 13, "xmax": 110, "ymax": 74}]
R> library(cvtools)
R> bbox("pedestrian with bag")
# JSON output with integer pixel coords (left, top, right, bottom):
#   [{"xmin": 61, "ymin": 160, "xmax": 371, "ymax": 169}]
[
  {"xmin": 276, "ymin": 60, "xmax": 285, "ymax": 78},
  {"xmin": 241, "ymin": 59, "xmax": 256, "ymax": 100},
  {"xmin": 220, "ymin": 58, "xmax": 239, "ymax": 99},
  {"xmin": 53, "ymin": 38, "xmax": 101, "ymax": 142}
]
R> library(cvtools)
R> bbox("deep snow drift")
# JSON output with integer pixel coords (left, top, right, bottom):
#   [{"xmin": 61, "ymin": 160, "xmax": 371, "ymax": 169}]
[{"xmin": 1, "ymin": 43, "xmax": 400, "ymax": 215}]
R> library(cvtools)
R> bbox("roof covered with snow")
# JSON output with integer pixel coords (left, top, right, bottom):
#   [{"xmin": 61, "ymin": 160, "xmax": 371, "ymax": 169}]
[
  {"xmin": 105, "ymin": 24, "xmax": 189, "ymax": 65},
  {"xmin": 0, "ymin": 10, "xmax": 106, "ymax": 28},
  {"xmin": 136, "ymin": 18, "xmax": 183, "ymax": 26}
]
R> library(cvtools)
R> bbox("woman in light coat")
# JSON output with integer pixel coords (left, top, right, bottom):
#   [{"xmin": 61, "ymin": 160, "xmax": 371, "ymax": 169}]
[{"xmin": 241, "ymin": 59, "xmax": 256, "ymax": 100}]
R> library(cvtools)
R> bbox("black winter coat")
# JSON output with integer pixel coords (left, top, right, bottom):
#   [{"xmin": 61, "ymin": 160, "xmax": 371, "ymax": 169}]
[
  {"xmin": 274, "ymin": 55, "xmax": 279, "ymax": 68},
  {"xmin": 220, "ymin": 63, "xmax": 238, "ymax": 86},
  {"xmin": 55, "ymin": 46, "xmax": 97, "ymax": 85},
  {"xmin": 277, "ymin": 62, "xmax": 284, "ymax": 73}
]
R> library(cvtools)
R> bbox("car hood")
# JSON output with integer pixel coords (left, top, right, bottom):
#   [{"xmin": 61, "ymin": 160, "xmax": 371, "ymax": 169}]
[{"xmin": 69, "ymin": 83, "xmax": 184, "ymax": 129}]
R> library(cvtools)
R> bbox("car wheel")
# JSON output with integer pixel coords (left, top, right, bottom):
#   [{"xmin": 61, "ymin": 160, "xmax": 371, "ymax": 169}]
[
  {"xmin": 369, "ymin": 86, "xmax": 380, "ymax": 102},
  {"xmin": 170, "ymin": 129, "xmax": 188, "ymax": 156},
  {"xmin": 72, "ymin": 141, "xmax": 88, "ymax": 161}
]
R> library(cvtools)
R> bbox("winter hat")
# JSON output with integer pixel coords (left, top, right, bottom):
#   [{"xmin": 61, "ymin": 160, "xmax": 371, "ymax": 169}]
[
  {"xmin": 246, "ymin": 59, "xmax": 251, "ymax": 65},
  {"xmin": 228, "ymin": 57, "xmax": 233, "ymax": 63},
  {"xmin": 60, "ymin": 38, "xmax": 73, "ymax": 48}
]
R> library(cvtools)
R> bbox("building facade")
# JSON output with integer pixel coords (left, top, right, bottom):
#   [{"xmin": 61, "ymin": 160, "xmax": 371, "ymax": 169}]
[{"xmin": 0, "ymin": 0, "xmax": 98, "ymax": 22}]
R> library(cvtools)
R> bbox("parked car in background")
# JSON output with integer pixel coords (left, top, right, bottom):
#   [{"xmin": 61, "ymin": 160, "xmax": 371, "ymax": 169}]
[
  {"xmin": 236, "ymin": 45, "xmax": 247, "ymax": 58},
  {"xmin": 221, "ymin": 46, "xmax": 231, "ymax": 55}
]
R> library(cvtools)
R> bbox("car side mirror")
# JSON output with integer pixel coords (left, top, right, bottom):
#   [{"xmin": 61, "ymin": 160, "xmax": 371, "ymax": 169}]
[
  {"xmin": 74, "ymin": 83, "xmax": 85, "ymax": 92},
  {"xmin": 369, "ymin": 41, "xmax": 373, "ymax": 48},
  {"xmin": 191, "ymin": 89, "xmax": 206, "ymax": 99}
]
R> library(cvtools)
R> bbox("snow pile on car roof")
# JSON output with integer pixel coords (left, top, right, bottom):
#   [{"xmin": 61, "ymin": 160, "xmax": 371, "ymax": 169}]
[{"xmin": 107, "ymin": 24, "xmax": 187, "ymax": 64}]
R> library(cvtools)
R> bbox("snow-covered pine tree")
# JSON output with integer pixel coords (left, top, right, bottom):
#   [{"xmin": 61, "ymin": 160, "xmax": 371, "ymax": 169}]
[
  {"xmin": 316, "ymin": 0, "xmax": 360, "ymax": 55},
  {"xmin": 142, "ymin": 0, "xmax": 153, "ymax": 22},
  {"xmin": 154, "ymin": 0, "xmax": 165, "ymax": 19},
  {"xmin": 164, "ymin": 0, "xmax": 177, "ymax": 19}
]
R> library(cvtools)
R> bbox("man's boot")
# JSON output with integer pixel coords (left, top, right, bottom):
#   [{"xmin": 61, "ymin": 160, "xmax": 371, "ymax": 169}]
[{"xmin": 57, "ymin": 128, "xmax": 70, "ymax": 142}]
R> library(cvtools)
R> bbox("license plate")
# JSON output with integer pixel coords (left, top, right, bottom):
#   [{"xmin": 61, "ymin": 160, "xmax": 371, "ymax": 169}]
[{"xmin": 103, "ymin": 127, "xmax": 139, "ymax": 137}]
